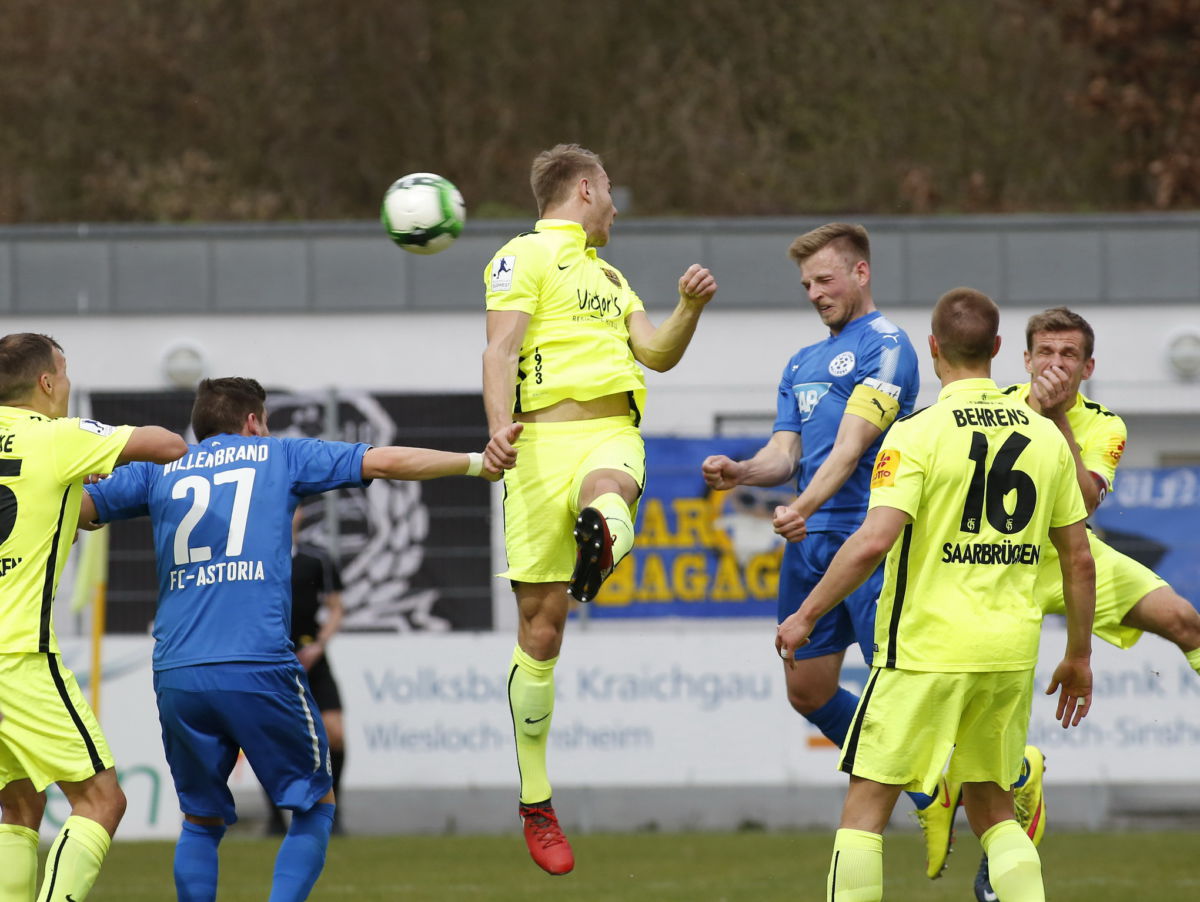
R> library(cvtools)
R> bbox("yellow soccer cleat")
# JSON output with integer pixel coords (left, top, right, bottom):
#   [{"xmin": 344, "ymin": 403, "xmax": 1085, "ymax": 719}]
[
  {"xmin": 1013, "ymin": 745, "xmax": 1046, "ymax": 846},
  {"xmin": 912, "ymin": 774, "xmax": 961, "ymax": 879}
]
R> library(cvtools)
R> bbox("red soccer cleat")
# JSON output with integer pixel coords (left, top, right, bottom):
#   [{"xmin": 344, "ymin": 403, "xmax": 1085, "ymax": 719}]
[{"xmin": 520, "ymin": 802, "xmax": 575, "ymax": 875}]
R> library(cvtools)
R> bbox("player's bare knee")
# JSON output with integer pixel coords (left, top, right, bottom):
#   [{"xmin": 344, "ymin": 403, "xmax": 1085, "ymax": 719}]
[
  {"xmin": 521, "ymin": 621, "xmax": 564, "ymax": 659},
  {"xmin": 786, "ymin": 682, "xmax": 835, "ymax": 716},
  {"xmin": 92, "ymin": 776, "xmax": 127, "ymax": 826},
  {"xmin": 1126, "ymin": 588, "xmax": 1200, "ymax": 648},
  {"xmin": 0, "ymin": 784, "xmax": 46, "ymax": 829},
  {"xmin": 109, "ymin": 785, "xmax": 128, "ymax": 825}
]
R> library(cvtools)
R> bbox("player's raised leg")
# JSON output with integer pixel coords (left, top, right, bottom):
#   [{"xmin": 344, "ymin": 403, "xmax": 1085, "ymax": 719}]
[
  {"xmin": 509, "ymin": 581, "xmax": 574, "ymax": 875},
  {"xmin": 1122, "ymin": 585, "xmax": 1200, "ymax": 672},
  {"xmin": 569, "ymin": 457, "xmax": 641, "ymax": 605}
]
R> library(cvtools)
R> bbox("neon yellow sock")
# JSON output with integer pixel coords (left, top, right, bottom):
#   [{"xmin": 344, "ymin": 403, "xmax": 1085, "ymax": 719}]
[
  {"xmin": 1185, "ymin": 646, "xmax": 1200, "ymax": 676},
  {"xmin": 589, "ymin": 492, "xmax": 634, "ymax": 565},
  {"xmin": 36, "ymin": 815, "xmax": 112, "ymax": 902},
  {"xmin": 981, "ymin": 819, "xmax": 1044, "ymax": 902},
  {"xmin": 508, "ymin": 645, "xmax": 557, "ymax": 805},
  {"xmin": 827, "ymin": 828, "xmax": 883, "ymax": 902},
  {"xmin": 0, "ymin": 823, "xmax": 39, "ymax": 900}
]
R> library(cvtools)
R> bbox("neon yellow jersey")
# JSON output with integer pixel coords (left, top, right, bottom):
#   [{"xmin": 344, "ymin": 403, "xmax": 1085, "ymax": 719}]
[
  {"xmin": 868, "ymin": 378, "xmax": 1087, "ymax": 672},
  {"xmin": 484, "ymin": 219, "xmax": 647, "ymax": 416},
  {"xmin": 0, "ymin": 407, "xmax": 133, "ymax": 654},
  {"xmin": 1002, "ymin": 383, "xmax": 1126, "ymax": 491}
]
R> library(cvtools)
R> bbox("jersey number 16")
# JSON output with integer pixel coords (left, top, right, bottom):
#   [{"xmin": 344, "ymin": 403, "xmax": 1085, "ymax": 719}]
[{"xmin": 959, "ymin": 431, "xmax": 1036, "ymax": 535}]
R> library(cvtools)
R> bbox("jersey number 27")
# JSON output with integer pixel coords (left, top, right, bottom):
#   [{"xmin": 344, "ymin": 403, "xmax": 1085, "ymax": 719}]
[{"xmin": 171, "ymin": 468, "xmax": 257, "ymax": 565}]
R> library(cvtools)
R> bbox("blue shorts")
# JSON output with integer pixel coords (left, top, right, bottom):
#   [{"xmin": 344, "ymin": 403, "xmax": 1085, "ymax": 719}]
[
  {"xmin": 154, "ymin": 661, "xmax": 332, "ymax": 825},
  {"xmin": 778, "ymin": 531, "xmax": 882, "ymax": 664}
]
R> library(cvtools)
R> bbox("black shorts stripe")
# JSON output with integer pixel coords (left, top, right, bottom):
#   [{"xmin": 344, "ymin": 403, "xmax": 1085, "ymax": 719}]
[
  {"xmin": 830, "ymin": 849, "xmax": 840, "ymax": 897},
  {"xmin": 39, "ymin": 487, "xmax": 72, "ymax": 652},
  {"xmin": 839, "ymin": 667, "xmax": 882, "ymax": 775},
  {"xmin": 46, "ymin": 653, "xmax": 105, "ymax": 775},
  {"xmin": 885, "ymin": 524, "xmax": 914, "ymax": 669}
]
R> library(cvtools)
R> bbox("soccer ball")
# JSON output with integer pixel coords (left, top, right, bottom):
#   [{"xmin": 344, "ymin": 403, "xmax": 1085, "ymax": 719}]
[{"xmin": 380, "ymin": 172, "xmax": 465, "ymax": 255}]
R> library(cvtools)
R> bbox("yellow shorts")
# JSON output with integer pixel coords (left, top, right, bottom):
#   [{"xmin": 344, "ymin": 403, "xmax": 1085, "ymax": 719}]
[
  {"xmin": 0, "ymin": 653, "xmax": 114, "ymax": 792},
  {"xmin": 500, "ymin": 415, "xmax": 644, "ymax": 583},
  {"xmin": 1039, "ymin": 531, "xmax": 1167, "ymax": 649},
  {"xmin": 839, "ymin": 667, "xmax": 1033, "ymax": 796}
]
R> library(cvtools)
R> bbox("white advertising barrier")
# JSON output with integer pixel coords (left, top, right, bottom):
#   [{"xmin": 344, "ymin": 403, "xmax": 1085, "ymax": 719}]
[
  {"xmin": 331, "ymin": 624, "xmax": 1200, "ymax": 789},
  {"xmin": 37, "ymin": 623, "xmax": 1200, "ymax": 840}
]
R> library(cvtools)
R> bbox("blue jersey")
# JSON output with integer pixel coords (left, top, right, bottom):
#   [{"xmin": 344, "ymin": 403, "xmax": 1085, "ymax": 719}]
[
  {"xmin": 87, "ymin": 434, "xmax": 368, "ymax": 671},
  {"xmin": 773, "ymin": 311, "xmax": 919, "ymax": 533}
]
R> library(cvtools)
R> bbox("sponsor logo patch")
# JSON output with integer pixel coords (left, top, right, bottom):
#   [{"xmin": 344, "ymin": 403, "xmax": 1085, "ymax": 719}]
[
  {"xmin": 871, "ymin": 448, "xmax": 900, "ymax": 488},
  {"xmin": 792, "ymin": 382, "xmax": 832, "ymax": 421},
  {"xmin": 78, "ymin": 418, "xmax": 116, "ymax": 437},
  {"xmin": 489, "ymin": 255, "xmax": 516, "ymax": 291},
  {"xmin": 601, "ymin": 267, "xmax": 621, "ymax": 287}
]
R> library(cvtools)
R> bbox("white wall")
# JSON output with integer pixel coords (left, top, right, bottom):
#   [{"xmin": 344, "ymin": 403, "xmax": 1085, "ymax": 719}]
[{"xmin": 12, "ymin": 304, "xmax": 1200, "ymax": 465}]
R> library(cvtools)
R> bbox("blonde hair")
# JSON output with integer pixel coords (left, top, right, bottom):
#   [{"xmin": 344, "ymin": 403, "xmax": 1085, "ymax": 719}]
[
  {"xmin": 787, "ymin": 223, "xmax": 871, "ymax": 268},
  {"xmin": 530, "ymin": 143, "xmax": 603, "ymax": 215}
]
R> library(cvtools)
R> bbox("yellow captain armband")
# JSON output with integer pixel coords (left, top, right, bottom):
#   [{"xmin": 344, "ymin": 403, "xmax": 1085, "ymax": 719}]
[{"xmin": 846, "ymin": 380, "xmax": 902, "ymax": 429}]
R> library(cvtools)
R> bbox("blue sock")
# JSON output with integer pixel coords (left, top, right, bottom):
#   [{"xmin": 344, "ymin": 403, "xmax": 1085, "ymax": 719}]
[
  {"xmin": 907, "ymin": 789, "xmax": 936, "ymax": 809},
  {"xmin": 269, "ymin": 802, "xmax": 335, "ymax": 902},
  {"xmin": 1013, "ymin": 756, "xmax": 1031, "ymax": 790},
  {"xmin": 804, "ymin": 687, "xmax": 859, "ymax": 746},
  {"xmin": 174, "ymin": 820, "xmax": 225, "ymax": 902}
]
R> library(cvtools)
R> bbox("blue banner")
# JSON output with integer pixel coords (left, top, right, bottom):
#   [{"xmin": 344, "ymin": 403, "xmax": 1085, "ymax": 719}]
[
  {"xmin": 587, "ymin": 436, "xmax": 789, "ymax": 620},
  {"xmin": 1091, "ymin": 467, "xmax": 1200, "ymax": 609}
]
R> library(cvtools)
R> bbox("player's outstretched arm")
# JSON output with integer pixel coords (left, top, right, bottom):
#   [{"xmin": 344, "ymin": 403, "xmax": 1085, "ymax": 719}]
[
  {"xmin": 701, "ymin": 431, "xmax": 801, "ymax": 491},
  {"xmin": 776, "ymin": 505, "xmax": 905, "ymax": 661},
  {"xmin": 626, "ymin": 264, "xmax": 716, "ymax": 372},
  {"xmin": 117, "ymin": 426, "xmax": 188, "ymax": 465},
  {"xmin": 362, "ymin": 445, "xmax": 503, "ymax": 482},
  {"xmin": 1047, "ymin": 519, "xmax": 1096, "ymax": 728}
]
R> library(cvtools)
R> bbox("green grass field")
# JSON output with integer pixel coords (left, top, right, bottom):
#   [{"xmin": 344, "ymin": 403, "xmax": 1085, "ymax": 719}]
[{"xmin": 82, "ymin": 829, "xmax": 1199, "ymax": 901}]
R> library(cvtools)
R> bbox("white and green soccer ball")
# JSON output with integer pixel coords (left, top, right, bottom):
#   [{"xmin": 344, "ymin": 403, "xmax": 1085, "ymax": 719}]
[{"xmin": 380, "ymin": 172, "xmax": 465, "ymax": 255}]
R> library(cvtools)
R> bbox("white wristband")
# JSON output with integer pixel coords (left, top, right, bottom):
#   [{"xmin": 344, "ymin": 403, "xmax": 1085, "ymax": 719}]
[{"xmin": 466, "ymin": 452, "xmax": 483, "ymax": 477}]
